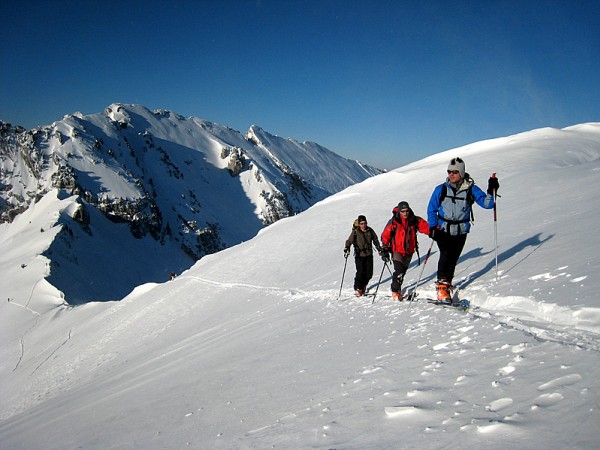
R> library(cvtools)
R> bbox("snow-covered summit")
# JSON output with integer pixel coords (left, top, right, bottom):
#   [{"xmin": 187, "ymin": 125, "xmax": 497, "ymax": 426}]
[
  {"xmin": 0, "ymin": 104, "xmax": 383, "ymax": 303},
  {"xmin": 246, "ymin": 124, "xmax": 377, "ymax": 193}
]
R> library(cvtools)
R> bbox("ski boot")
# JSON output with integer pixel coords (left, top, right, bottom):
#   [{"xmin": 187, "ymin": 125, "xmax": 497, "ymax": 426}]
[{"xmin": 436, "ymin": 280, "xmax": 452, "ymax": 302}]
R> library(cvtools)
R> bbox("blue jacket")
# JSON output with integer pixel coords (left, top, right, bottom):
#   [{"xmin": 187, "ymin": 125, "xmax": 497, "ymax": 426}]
[{"xmin": 427, "ymin": 177, "xmax": 493, "ymax": 235}]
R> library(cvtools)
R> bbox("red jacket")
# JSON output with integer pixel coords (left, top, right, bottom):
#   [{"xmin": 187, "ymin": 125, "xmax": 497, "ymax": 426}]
[{"xmin": 381, "ymin": 210, "xmax": 430, "ymax": 256}]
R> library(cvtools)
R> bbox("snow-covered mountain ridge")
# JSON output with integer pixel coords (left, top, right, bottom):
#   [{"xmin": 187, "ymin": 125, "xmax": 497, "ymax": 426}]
[
  {"xmin": 0, "ymin": 123, "xmax": 599, "ymax": 448},
  {"xmin": 0, "ymin": 104, "xmax": 382, "ymax": 303}
]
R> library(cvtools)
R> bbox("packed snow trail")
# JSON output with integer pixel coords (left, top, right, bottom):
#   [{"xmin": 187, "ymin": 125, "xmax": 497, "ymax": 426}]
[
  {"xmin": 188, "ymin": 271, "xmax": 600, "ymax": 352},
  {"xmin": 232, "ymin": 285, "xmax": 598, "ymax": 449},
  {"xmin": 0, "ymin": 269, "xmax": 598, "ymax": 449}
]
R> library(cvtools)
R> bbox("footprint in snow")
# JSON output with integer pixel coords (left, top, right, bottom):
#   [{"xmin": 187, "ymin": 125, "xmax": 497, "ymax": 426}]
[
  {"xmin": 361, "ymin": 365, "xmax": 383, "ymax": 375},
  {"xmin": 432, "ymin": 342, "xmax": 450, "ymax": 351},
  {"xmin": 497, "ymin": 365, "xmax": 516, "ymax": 376},
  {"xmin": 424, "ymin": 360, "xmax": 444, "ymax": 371},
  {"xmin": 532, "ymin": 392, "xmax": 564, "ymax": 409},
  {"xmin": 454, "ymin": 375, "xmax": 469, "ymax": 386},
  {"xmin": 476, "ymin": 421, "xmax": 513, "ymax": 434},
  {"xmin": 486, "ymin": 397, "xmax": 513, "ymax": 412},
  {"xmin": 570, "ymin": 276, "xmax": 587, "ymax": 283},
  {"xmin": 384, "ymin": 406, "xmax": 418, "ymax": 417},
  {"xmin": 537, "ymin": 373, "xmax": 582, "ymax": 391}
]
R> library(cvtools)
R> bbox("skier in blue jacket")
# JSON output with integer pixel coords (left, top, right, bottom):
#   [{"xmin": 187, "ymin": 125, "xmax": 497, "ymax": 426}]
[{"xmin": 427, "ymin": 157, "xmax": 499, "ymax": 300}]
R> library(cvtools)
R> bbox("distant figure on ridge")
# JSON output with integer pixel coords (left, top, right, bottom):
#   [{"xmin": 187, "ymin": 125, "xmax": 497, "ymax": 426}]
[
  {"xmin": 344, "ymin": 215, "xmax": 383, "ymax": 297},
  {"xmin": 427, "ymin": 157, "xmax": 499, "ymax": 301},
  {"xmin": 380, "ymin": 201, "xmax": 430, "ymax": 301}
]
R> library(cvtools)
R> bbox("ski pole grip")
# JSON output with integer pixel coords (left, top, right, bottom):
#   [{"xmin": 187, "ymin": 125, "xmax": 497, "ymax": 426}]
[{"xmin": 491, "ymin": 172, "xmax": 500, "ymax": 198}]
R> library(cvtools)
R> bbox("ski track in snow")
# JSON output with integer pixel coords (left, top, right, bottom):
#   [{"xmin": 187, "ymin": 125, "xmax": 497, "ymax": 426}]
[
  {"xmin": 187, "ymin": 275, "xmax": 310, "ymax": 297},
  {"xmin": 186, "ymin": 272, "xmax": 600, "ymax": 354},
  {"xmin": 332, "ymin": 292, "xmax": 588, "ymax": 441},
  {"xmin": 183, "ymin": 275, "xmax": 594, "ymax": 445},
  {"xmin": 6, "ymin": 298, "xmax": 42, "ymax": 372},
  {"xmin": 255, "ymin": 291, "xmax": 587, "ymax": 445},
  {"xmin": 189, "ymin": 272, "xmax": 600, "ymax": 353},
  {"xmin": 7, "ymin": 264, "xmax": 589, "ymax": 445}
]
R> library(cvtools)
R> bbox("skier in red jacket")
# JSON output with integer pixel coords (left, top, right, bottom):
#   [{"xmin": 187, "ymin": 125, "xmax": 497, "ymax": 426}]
[{"xmin": 381, "ymin": 201, "xmax": 430, "ymax": 301}]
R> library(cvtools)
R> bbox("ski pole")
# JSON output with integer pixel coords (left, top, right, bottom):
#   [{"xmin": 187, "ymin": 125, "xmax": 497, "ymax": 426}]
[
  {"xmin": 338, "ymin": 254, "xmax": 349, "ymax": 301},
  {"xmin": 386, "ymin": 262, "xmax": 394, "ymax": 278},
  {"xmin": 371, "ymin": 261, "xmax": 388, "ymax": 304},
  {"xmin": 406, "ymin": 239, "xmax": 434, "ymax": 304},
  {"xmin": 492, "ymin": 172, "xmax": 499, "ymax": 282}
]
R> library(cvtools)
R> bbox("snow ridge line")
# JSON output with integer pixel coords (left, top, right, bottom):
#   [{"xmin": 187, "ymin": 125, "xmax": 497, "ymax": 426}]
[
  {"xmin": 469, "ymin": 309, "xmax": 600, "ymax": 353},
  {"xmin": 412, "ymin": 285, "xmax": 600, "ymax": 352},
  {"xmin": 339, "ymin": 286, "xmax": 600, "ymax": 353},
  {"xmin": 7, "ymin": 298, "xmax": 41, "ymax": 372},
  {"xmin": 186, "ymin": 275, "xmax": 309, "ymax": 296},
  {"xmin": 184, "ymin": 276, "xmax": 600, "ymax": 352},
  {"xmin": 7, "ymin": 298, "xmax": 41, "ymax": 317},
  {"xmin": 30, "ymin": 329, "xmax": 73, "ymax": 376}
]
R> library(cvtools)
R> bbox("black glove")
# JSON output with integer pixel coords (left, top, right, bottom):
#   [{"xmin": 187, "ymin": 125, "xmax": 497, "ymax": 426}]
[
  {"xmin": 344, "ymin": 247, "xmax": 350, "ymax": 258},
  {"xmin": 487, "ymin": 176, "xmax": 500, "ymax": 195},
  {"xmin": 380, "ymin": 249, "xmax": 390, "ymax": 263},
  {"xmin": 429, "ymin": 228, "xmax": 438, "ymax": 241}
]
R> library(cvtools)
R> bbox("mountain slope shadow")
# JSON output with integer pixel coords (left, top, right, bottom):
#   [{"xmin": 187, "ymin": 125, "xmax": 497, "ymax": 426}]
[{"xmin": 43, "ymin": 198, "xmax": 194, "ymax": 304}]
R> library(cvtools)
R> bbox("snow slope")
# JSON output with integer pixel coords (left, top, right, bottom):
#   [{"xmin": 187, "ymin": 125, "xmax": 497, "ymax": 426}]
[{"xmin": 0, "ymin": 123, "xmax": 599, "ymax": 449}]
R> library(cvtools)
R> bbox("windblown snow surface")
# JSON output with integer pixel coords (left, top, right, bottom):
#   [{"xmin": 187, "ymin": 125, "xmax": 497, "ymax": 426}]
[{"xmin": 1, "ymin": 123, "xmax": 599, "ymax": 449}]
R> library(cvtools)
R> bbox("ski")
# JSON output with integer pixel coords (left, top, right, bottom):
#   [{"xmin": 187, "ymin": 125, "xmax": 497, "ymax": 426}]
[
  {"xmin": 366, "ymin": 292, "xmax": 414, "ymax": 301},
  {"xmin": 421, "ymin": 285, "xmax": 470, "ymax": 310},
  {"xmin": 426, "ymin": 298, "xmax": 470, "ymax": 310},
  {"xmin": 452, "ymin": 286, "xmax": 470, "ymax": 310},
  {"xmin": 365, "ymin": 293, "xmax": 395, "ymax": 301},
  {"xmin": 338, "ymin": 292, "xmax": 384, "ymax": 301}
]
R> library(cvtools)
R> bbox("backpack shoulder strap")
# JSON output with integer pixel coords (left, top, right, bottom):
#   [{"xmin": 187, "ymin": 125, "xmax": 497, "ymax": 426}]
[
  {"xmin": 388, "ymin": 217, "xmax": 398, "ymax": 242},
  {"xmin": 439, "ymin": 184, "xmax": 447, "ymax": 204},
  {"xmin": 439, "ymin": 181, "xmax": 477, "ymax": 225},
  {"xmin": 349, "ymin": 220, "xmax": 358, "ymax": 244},
  {"xmin": 410, "ymin": 215, "xmax": 421, "ymax": 264}
]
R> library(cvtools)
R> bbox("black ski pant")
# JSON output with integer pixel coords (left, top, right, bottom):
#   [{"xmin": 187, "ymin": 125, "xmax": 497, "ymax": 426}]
[
  {"xmin": 391, "ymin": 253, "xmax": 413, "ymax": 294},
  {"xmin": 353, "ymin": 255, "xmax": 373, "ymax": 291},
  {"xmin": 435, "ymin": 231, "xmax": 467, "ymax": 284}
]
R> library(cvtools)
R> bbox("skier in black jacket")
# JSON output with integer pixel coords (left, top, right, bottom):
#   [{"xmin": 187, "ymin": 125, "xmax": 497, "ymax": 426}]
[{"xmin": 344, "ymin": 215, "xmax": 382, "ymax": 297}]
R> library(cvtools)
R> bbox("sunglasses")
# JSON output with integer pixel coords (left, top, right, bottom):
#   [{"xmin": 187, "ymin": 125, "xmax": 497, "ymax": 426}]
[
  {"xmin": 399, "ymin": 209, "xmax": 409, "ymax": 213},
  {"xmin": 447, "ymin": 170, "xmax": 460, "ymax": 175}
]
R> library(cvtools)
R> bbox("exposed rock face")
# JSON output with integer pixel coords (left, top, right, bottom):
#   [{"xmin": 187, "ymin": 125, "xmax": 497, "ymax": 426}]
[{"xmin": 0, "ymin": 104, "xmax": 383, "ymax": 303}]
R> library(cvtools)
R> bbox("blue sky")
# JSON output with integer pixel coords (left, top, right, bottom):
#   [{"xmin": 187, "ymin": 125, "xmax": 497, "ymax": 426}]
[{"xmin": 1, "ymin": 0, "xmax": 599, "ymax": 169}]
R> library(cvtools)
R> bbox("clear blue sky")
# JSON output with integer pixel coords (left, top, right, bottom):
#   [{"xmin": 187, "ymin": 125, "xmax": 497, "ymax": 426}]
[{"xmin": 1, "ymin": 0, "xmax": 599, "ymax": 169}]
